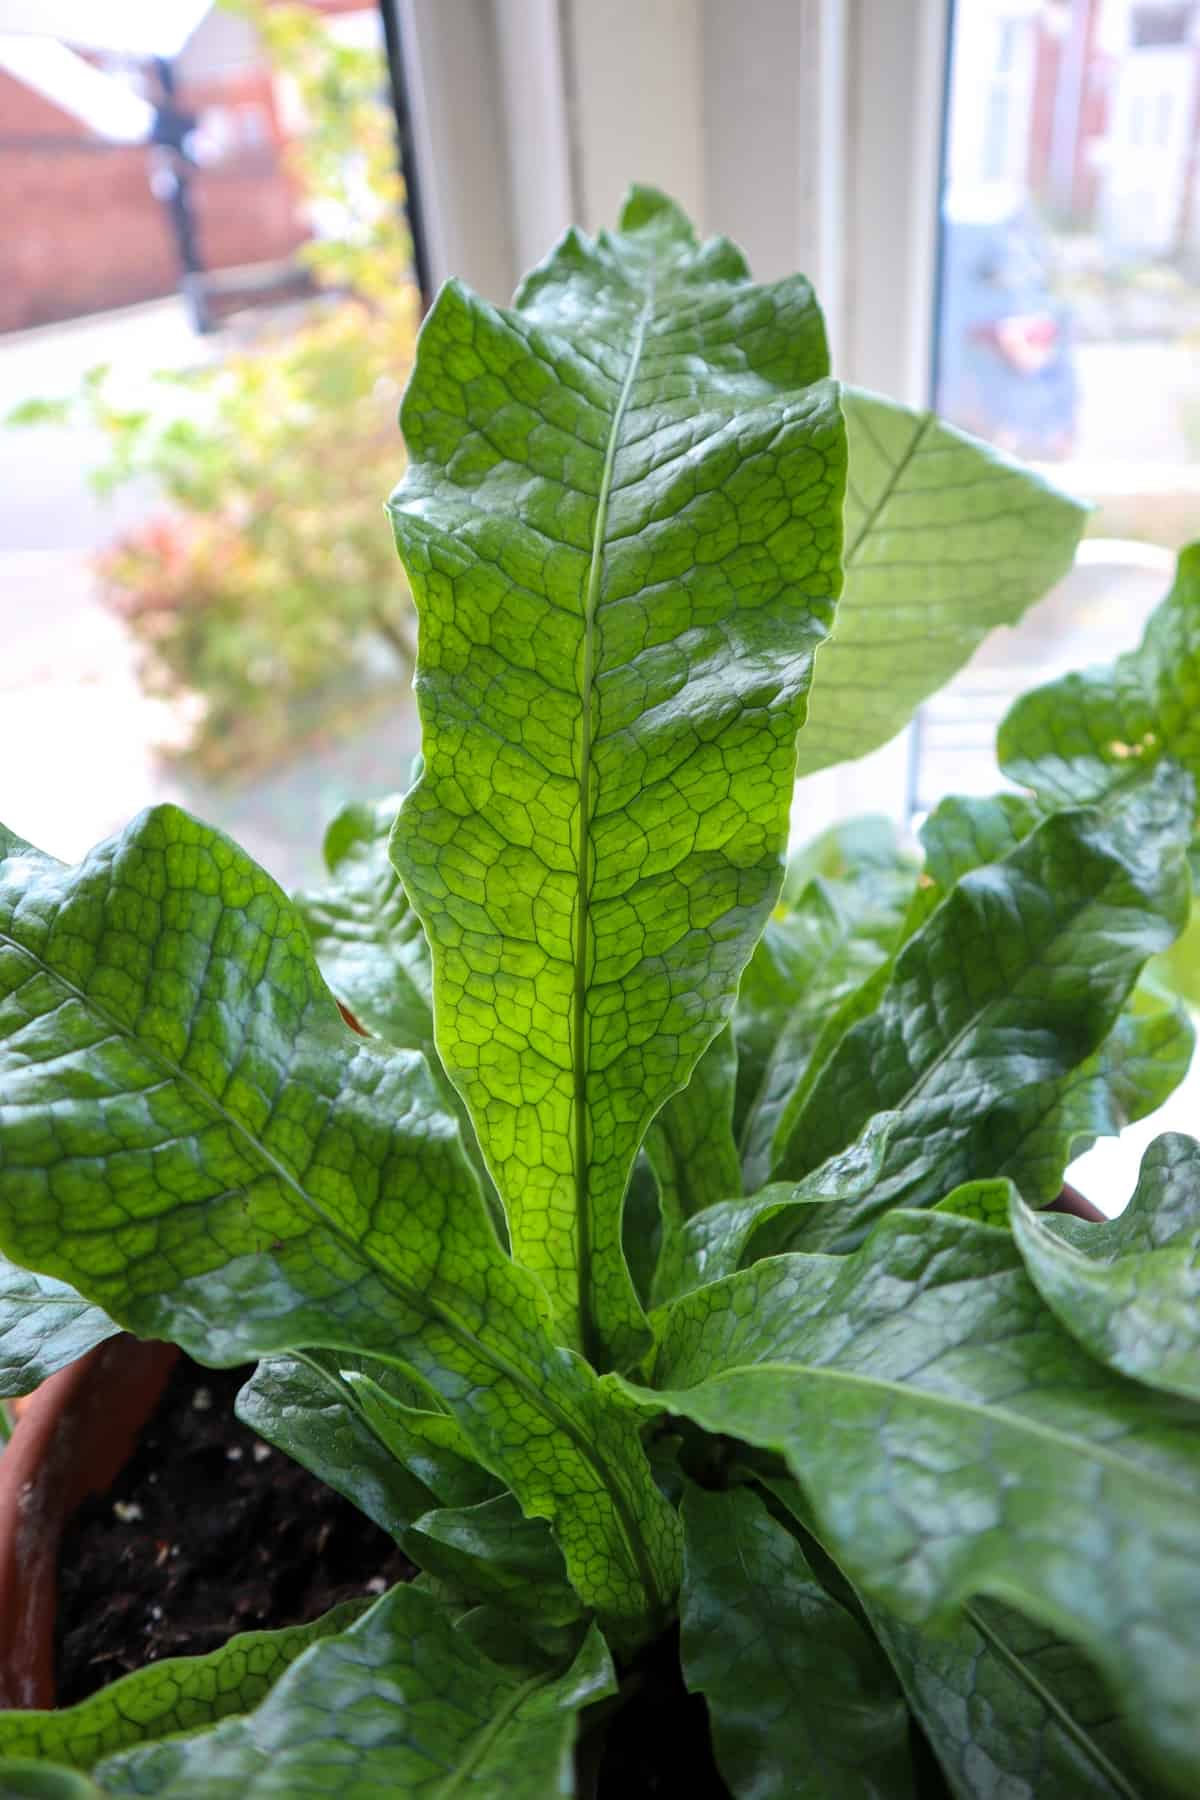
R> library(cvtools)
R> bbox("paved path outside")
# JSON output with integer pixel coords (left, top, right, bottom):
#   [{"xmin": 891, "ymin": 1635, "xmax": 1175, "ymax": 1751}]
[
  {"xmin": 0, "ymin": 545, "xmax": 420, "ymax": 890},
  {"xmin": 0, "ymin": 298, "xmax": 210, "ymax": 555}
]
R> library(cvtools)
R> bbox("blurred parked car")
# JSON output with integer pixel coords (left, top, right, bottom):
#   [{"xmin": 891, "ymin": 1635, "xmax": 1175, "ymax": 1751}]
[{"xmin": 936, "ymin": 186, "xmax": 1078, "ymax": 461}]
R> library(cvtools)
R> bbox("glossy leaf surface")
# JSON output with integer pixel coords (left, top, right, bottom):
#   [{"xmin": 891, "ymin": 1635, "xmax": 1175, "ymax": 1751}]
[
  {"xmin": 0, "ymin": 1604, "xmax": 367, "ymax": 1771},
  {"xmin": 731, "ymin": 915, "xmax": 820, "ymax": 1139},
  {"xmin": 65, "ymin": 1589, "xmax": 615, "ymax": 1797},
  {"xmin": 404, "ymin": 1492, "xmax": 583, "ymax": 1627},
  {"xmin": 234, "ymin": 1354, "xmax": 442, "ymax": 1538},
  {"xmin": 0, "ymin": 1255, "xmax": 117, "ymax": 1397},
  {"xmin": 633, "ymin": 1208, "xmax": 1200, "ymax": 1792},
  {"xmin": 769, "ymin": 774, "xmax": 1191, "ymax": 1242},
  {"xmin": 0, "ymin": 810, "xmax": 679, "ymax": 1637},
  {"xmin": 297, "ymin": 796, "xmax": 428, "ymax": 1048},
  {"xmin": 867, "ymin": 1597, "xmax": 1145, "ymax": 1800},
  {"xmin": 643, "ymin": 1029, "xmax": 741, "ymax": 1226},
  {"xmin": 653, "ymin": 1119, "xmax": 893, "ymax": 1307},
  {"xmin": 993, "ymin": 996, "xmax": 1193, "ymax": 1203},
  {"xmin": 763, "ymin": 1479, "xmax": 1147, "ymax": 1799},
  {"xmin": 919, "ymin": 792, "xmax": 1042, "ymax": 892},
  {"xmin": 681, "ymin": 1483, "xmax": 914, "ymax": 1798},
  {"xmin": 740, "ymin": 855, "xmax": 917, "ymax": 1189},
  {"xmin": 296, "ymin": 796, "xmax": 500, "ymax": 1227},
  {"xmin": 999, "ymin": 542, "xmax": 1200, "ymax": 807}
]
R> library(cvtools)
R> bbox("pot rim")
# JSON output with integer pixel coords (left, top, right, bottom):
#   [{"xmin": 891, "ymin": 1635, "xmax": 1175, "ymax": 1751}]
[{"xmin": 0, "ymin": 1335, "xmax": 178, "ymax": 1711}]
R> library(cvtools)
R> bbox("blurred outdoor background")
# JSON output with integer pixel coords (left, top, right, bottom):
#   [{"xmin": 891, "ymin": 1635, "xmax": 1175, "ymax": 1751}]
[{"xmin": 0, "ymin": 0, "xmax": 421, "ymax": 887}]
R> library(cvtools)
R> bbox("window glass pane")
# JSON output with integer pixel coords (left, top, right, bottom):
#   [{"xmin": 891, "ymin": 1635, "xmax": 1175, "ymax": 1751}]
[
  {"xmin": 0, "ymin": 0, "xmax": 419, "ymax": 887},
  {"xmin": 936, "ymin": 0, "xmax": 1200, "ymax": 515},
  {"xmin": 929, "ymin": 0, "xmax": 1200, "ymax": 1206},
  {"xmin": 927, "ymin": 0, "xmax": 1199, "ymax": 792},
  {"xmin": 928, "ymin": 0, "xmax": 1200, "ymax": 803}
]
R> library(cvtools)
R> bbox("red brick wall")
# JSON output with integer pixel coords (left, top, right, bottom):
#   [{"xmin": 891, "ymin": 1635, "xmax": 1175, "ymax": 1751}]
[
  {"xmin": 1027, "ymin": 21, "xmax": 1062, "ymax": 199},
  {"xmin": 0, "ymin": 64, "xmax": 310, "ymax": 333},
  {"xmin": 1027, "ymin": 0, "xmax": 1111, "ymax": 222}
]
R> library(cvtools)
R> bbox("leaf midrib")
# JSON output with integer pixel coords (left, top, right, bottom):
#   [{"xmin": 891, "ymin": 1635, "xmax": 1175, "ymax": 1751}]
[
  {"xmin": 963, "ymin": 1600, "xmax": 1142, "ymax": 1800},
  {"xmin": 431, "ymin": 1668, "xmax": 554, "ymax": 1799},
  {"xmin": 657, "ymin": 1359, "xmax": 1197, "ymax": 1503},
  {"xmin": 572, "ymin": 292, "xmax": 653, "ymax": 1360},
  {"xmin": 0, "ymin": 928, "xmax": 667, "ymax": 1617},
  {"xmin": 774, "ymin": 1490, "xmax": 1142, "ymax": 1800},
  {"xmin": 841, "ymin": 409, "xmax": 934, "ymax": 567}
]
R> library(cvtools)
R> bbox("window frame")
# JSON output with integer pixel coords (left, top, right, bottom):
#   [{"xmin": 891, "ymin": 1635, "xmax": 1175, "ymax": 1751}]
[{"xmin": 385, "ymin": 0, "xmax": 951, "ymax": 405}]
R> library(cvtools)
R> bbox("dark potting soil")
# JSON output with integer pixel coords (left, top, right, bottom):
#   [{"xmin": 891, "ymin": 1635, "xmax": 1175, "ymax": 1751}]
[
  {"xmin": 54, "ymin": 1355, "xmax": 412, "ymax": 1706},
  {"xmin": 588, "ymin": 1628, "xmax": 732, "ymax": 1799}
]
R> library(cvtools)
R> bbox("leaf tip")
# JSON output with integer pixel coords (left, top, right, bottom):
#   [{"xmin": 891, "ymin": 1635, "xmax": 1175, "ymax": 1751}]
[{"xmin": 617, "ymin": 185, "xmax": 698, "ymax": 242}]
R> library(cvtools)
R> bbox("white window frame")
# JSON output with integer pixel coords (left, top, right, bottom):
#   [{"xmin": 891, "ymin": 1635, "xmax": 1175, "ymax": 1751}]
[{"xmin": 389, "ymin": 0, "xmax": 950, "ymax": 405}]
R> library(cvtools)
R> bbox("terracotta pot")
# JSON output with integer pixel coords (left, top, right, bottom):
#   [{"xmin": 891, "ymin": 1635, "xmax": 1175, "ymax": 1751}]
[{"xmin": 0, "ymin": 1335, "xmax": 178, "ymax": 1710}]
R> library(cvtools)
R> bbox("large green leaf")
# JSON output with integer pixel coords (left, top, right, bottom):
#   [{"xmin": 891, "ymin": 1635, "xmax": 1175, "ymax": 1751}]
[
  {"xmin": 1012, "ymin": 1132, "xmax": 1200, "ymax": 1400},
  {"xmin": 387, "ymin": 186, "xmax": 845, "ymax": 1368},
  {"xmin": 680, "ymin": 1483, "xmax": 914, "ymax": 1798},
  {"xmin": 0, "ymin": 1766, "xmax": 97, "ymax": 1798},
  {"xmin": 238, "ymin": 1354, "xmax": 503, "ymax": 1534},
  {"xmin": 296, "ymin": 796, "xmax": 428, "ymax": 1047},
  {"xmin": 0, "ymin": 829, "xmax": 120, "ymax": 1398},
  {"xmin": 746, "ymin": 956, "xmax": 894, "ymax": 1191},
  {"xmin": 732, "ymin": 819, "xmax": 917, "ymax": 1164},
  {"xmin": 867, "ymin": 1598, "xmax": 1145, "ymax": 1800},
  {"xmin": 745, "ymin": 988, "xmax": 1190, "ymax": 1255},
  {"xmin": 762, "ymin": 1478, "xmax": 1147, "ymax": 1799},
  {"xmin": 0, "ymin": 1255, "xmax": 117, "ymax": 1396},
  {"xmin": 640, "ymin": 1028, "xmax": 741, "ymax": 1307},
  {"xmin": 0, "ymin": 809, "xmax": 680, "ymax": 1639},
  {"xmin": 909, "ymin": 790, "xmax": 1193, "ymax": 1207},
  {"xmin": 767, "ymin": 772, "xmax": 1192, "ymax": 1243},
  {"xmin": 30, "ymin": 1587, "xmax": 615, "ymax": 1797},
  {"xmin": 999, "ymin": 542, "xmax": 1200, "ymax": 807},
  {"xmin": 918, "ymin": 792, "xmax": 1042, "ymax": 892},
  {"xmin": 337, "ymin": 1367, "xmax": 502, "ymax": 1509},
  {"xmin": 794, "ymin": 387, "xmax": 1086, "ymax": 776},
  {"xmin": 630, "ymin": 1207, "xmax": 1200, "ymax": 1793},
  {"xmin": 0, "ymin": 1602, "xmax": 367, "ymax": 1770},
  {"xmin": 731, "ymin": 915, "xmax": 821, "ymax": 1140},
  {"xmin": 643, "ymin": 1027, "xmax": 741, "ymax": 1226},
  {"xmin": 1150, "ymin": 892, "xmax": 1200, "ymax": 1013}
]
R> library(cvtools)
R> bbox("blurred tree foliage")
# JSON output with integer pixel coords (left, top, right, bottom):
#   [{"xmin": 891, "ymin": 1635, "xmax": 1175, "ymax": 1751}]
[{"xmin": 12, "ymin": 1, "xmax": 420, "ymax": 775}]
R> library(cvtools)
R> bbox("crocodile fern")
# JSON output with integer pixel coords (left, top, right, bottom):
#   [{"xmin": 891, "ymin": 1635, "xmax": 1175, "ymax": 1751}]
[{"xmin": 2, "ymin": 190, "xmax": 1199, "ymax": 1798}]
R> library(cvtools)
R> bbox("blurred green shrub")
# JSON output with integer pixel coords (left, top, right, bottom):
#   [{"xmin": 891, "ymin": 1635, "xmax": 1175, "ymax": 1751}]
[{"xmin": 11, "ymin": 0, "xmax": 420, "ymax": 776}]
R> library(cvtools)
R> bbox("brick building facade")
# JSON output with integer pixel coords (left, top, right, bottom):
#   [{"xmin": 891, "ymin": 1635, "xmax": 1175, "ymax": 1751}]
[{"xmin": 0, "ymin": 2, "xmax": 370, "ymax": 334}]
